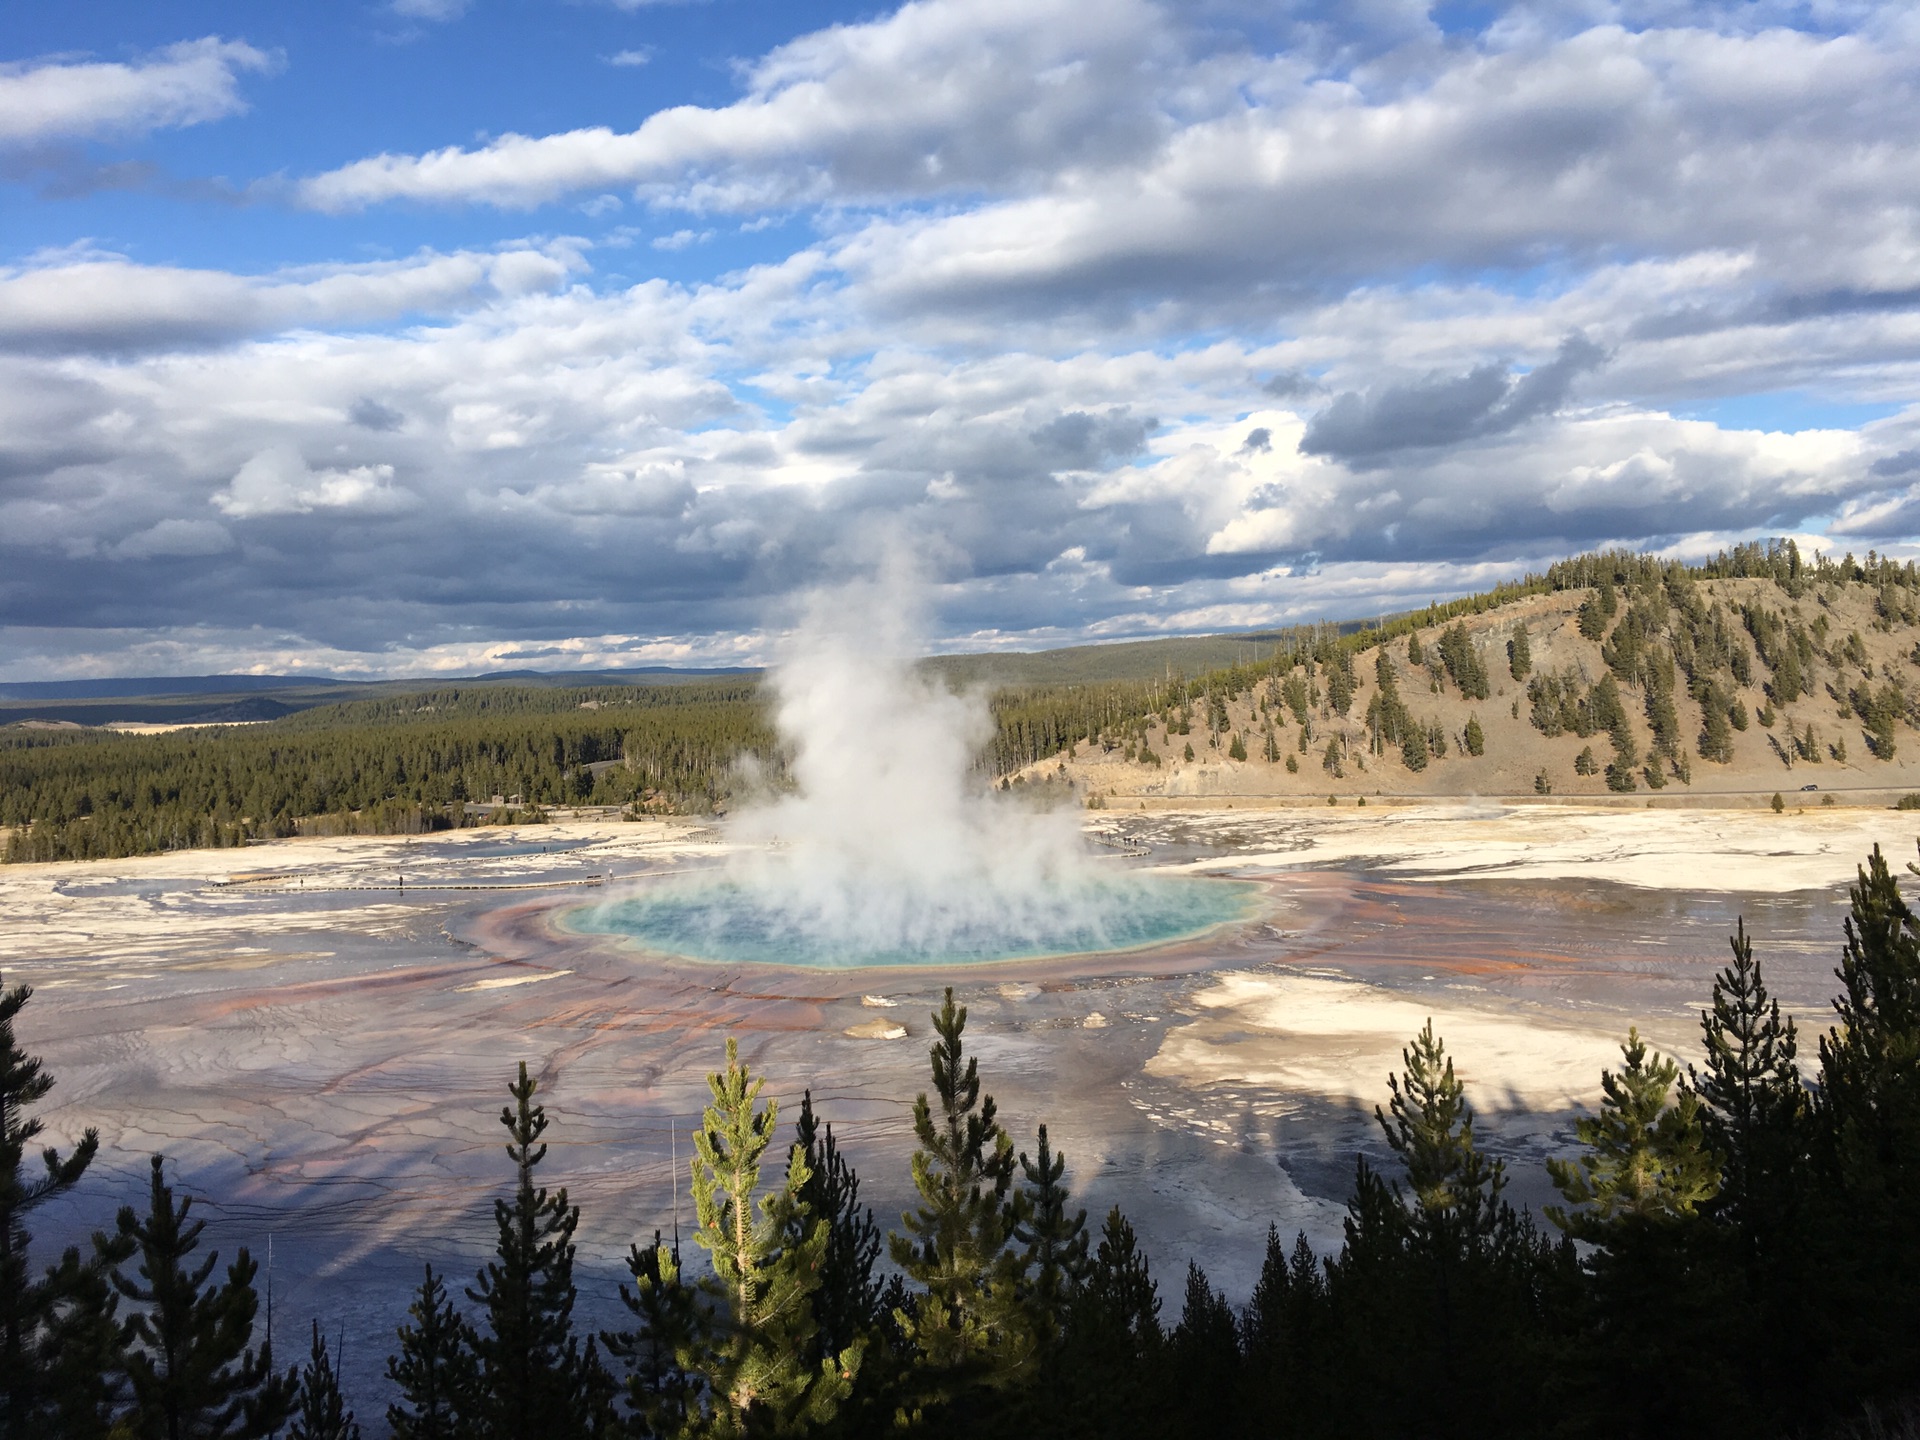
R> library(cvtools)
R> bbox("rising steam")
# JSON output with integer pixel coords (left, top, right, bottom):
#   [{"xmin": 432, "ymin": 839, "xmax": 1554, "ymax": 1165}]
[{"xmin": 721, "ymin": 572, "xmax": 1097, "ymax": 957}]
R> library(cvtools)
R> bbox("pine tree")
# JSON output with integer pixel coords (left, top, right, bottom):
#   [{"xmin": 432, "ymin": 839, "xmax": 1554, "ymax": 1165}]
[
  {"xmin": 386, "ymin": 1265, "xmax": 479, "ymax": 1440},
  {"xmin": 602, "ymin": 1233, "xmax": 697, "ymax": 1440},
  {"xmin": 1548, "ymin": 1030, "xmax": 1720, "ymax": 1231},
  {"xmin": 466, "ymin": 1062, "xmax": 607, "ymax": 1440},
  {"xmin": 1463, "ymin": 715, "xmax": 1485, "ymax": 756},
  {"xmin": 1508, "ymin": 622, "xmax": 1532, "ymax": 680},
  {"xmin": 1691, "ymin": 920, "xmax": 1807, "ymax": 1236},
  {"xmin": 1059, "ymin": 1210, "xmax": 1160, "ymax": 1436},
  {"xmin": 1578, "ymin": 583, "xmax": 1617, "ymax": 640},
  {"xmin": 790, "ymin": 1091, "xmax": 882, "ymax": 1365},
  {"xmin": 1689, "ymin": 920, "xmax": 1813, "ymax": 1425},
  {"xmin": 289, "ymin": 1322, "xmax": 360, "ymax": 1440},
  {"xmin": 1400, "ymin": 724, "xmax": 1430, "ymax": 772},
  {"xmin": 1281, "ymin": 1233, "xmax": 1323, "ymax": 1373},
  {"xmin": 0, "ymin": 974, "xmax": 108, "ymax": 1431},
  {"xmin": 1370, "ymin": 1022, "xmax": 1527, "ymax": 1439},
  {"xmin": 1378, "ymin": 1022, "xmax": 1505, "ymax": 1239},
  {"xmin": 685, "ymin": 1039, "xmax": 855, "ymax": 1437},
  {"xmin": 1240, "ymin": 1225, "xmax": 1289, "ymax": 1363},
  {"xmin": 1237, "ymin": 1224, "xmax": 1321, "ymax": 1434},
  {"xmin": 1699, "ymin": 689, "xmax": 1734, "ymax": 762},
  {"xmin": 1547, "ymin": 1034, "xmax": 1728, "ymax": 1438},
  {"xmin": 1010, "ymin": 1125, "xmax": 1088, "ymax": 1352},
  {"xmin": 1167, "ymin": 1262, "xmax": 1238, "ymax": 1440},
  {"xmin": 1319, "ymin": 1157, "xmax": 1407, "ymax": 1437},
  {"xmin": 890, "ymin": 989, "xmax": 1031, "ymax": 1386},
  {"xmin": 1227, "ymin": 732, "xmax": 1247, "ymax": 762},
  {"xmin": 112, "ymin": 1154, "xmax": 293, "ymax": 1440},
  {"xmin": 32, "ymin": 1236, "xmax": 133, "ymax": 1440},
  {"xmin": 1811, "ymin": 844, "xmax": 1920, "ymax": 1398}
]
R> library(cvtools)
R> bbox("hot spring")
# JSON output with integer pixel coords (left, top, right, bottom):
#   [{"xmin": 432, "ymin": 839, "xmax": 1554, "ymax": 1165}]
[
  {"xmin": 569, "ymin": 569, "xmax": 1264, "ymax": 971},
  {"xmin": 567, "ymin": 871, "xmax": 1259, "ymax": 969}
]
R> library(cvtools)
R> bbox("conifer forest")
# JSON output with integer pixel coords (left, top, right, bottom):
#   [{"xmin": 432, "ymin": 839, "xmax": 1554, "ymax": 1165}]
[{"xmin": 6, "ymin": 839, "xmax": 1920, "ymax": 1439}]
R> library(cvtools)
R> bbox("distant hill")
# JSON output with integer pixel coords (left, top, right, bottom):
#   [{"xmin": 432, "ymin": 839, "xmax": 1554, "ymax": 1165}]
[{"xmin": 1021, "ymin": 548, "xmax": 1920, "ymax": 804}]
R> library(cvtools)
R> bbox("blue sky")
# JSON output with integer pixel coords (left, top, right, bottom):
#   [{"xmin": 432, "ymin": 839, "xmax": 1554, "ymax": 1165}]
[{"xmin": 2, "ymin": 0, "xmax": 1918, "ymax": 678}]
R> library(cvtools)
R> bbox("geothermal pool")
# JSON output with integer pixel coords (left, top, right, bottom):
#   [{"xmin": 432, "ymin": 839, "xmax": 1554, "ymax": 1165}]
[{"xmin": 563, "ymin": 872, "xmax": 1262, "ymax": 968}]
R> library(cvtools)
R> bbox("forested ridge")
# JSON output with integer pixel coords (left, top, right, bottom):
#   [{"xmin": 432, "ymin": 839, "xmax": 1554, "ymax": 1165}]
[
  {"xmin": 995, "ymin": 539, "xmax": 1920, "ymax": 796},
  {"xmin": 5, "ymin": 842, "xmax": 1920, "ymax": 1438},
  {"xmin": 0, "ymin": 683, "xmax": 775, "ymax": 863},
  {"xmin": 11, "ymin": 538, "xmax": 1920, "ymax": 863}
]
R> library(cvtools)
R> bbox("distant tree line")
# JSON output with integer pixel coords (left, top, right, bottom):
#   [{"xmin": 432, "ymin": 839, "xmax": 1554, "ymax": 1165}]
[
  {"xmin": 7, "ymin": 842, "xmax": 1920, "ymax": 1437},
  {"xmin": 1, "ymin": 684, "xmax": 776, "ymax": 863}
]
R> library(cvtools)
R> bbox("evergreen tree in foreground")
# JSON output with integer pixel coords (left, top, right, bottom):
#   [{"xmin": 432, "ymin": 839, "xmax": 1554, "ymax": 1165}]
[
  {"xmin": 290, "ymin": 1321, "xmax": 360, "ymax": 1440},
  {"xmin": 1548, "ymin": 1030, "xmax": 1720, "ymax": 1230},
  {"xmin": 1692, "ymin": 919, "xmax": 1808, "ymax": 1242},
  {"xmin": 1238, "ymin": 1225, "xmax": 1328, "ymax": 1435},
  {"xmin": 0, "ymin": 975, "xmax": 100, "ymax": 1423},
  {"xmin": 1813, "ymin": 844, "xmax": 1920, "ymax": 1401},
  {"xmin": 1059, "ymin": 1209, "xmax": 1161, "ymax": 1437},
  {"xmin": 791, "ymin": 1089, "xmax": 883, "ymax": 1365},
  {"xmin": 1688, "ymin": 919, "xmax": 1812, "ymax": 1424},
  {"xmin": 1010, "ymin": 1124, "xmax": 1089, "ymax": 1355},
  {"xmin": 889, "ymin": 989, "xmax": 1030, "ymax": 1391},
  {"xmin": 1547, "ymin": 1030, "xmax": 1725, "ymax": 1438},
  {"xmin": 466, "ymin": 1062, "xmax": 608, "ymax": 1440},
  {"xmin": 1167, "ymin": 1262, "xmax": 1239, "ymax": 1440},
  {"xmin": 112, "ymin": 1154, "xmax": 292, "ymax": 1439},
  {"xmin": 0, "ymin": 974, "xmax": 129, "ymax": 1439},
  {"xmin": 33, "ymin": 1235, "xmax": 134, "ymax": 1440},
  {"xmin": 602, "ymin": 1230, "xmax": 697, "ymax": 1439},
  {"xmin": 687, "ymin": 1038, "xmax": 857, "ymax": 1437},
  {"xmin": 386, "ymin": 1264, "xmax": 479, "ymax": 1440},
  {"xmin": 1356, "ymin": 1020, "xmax": 1554, "ymax": 1439}
]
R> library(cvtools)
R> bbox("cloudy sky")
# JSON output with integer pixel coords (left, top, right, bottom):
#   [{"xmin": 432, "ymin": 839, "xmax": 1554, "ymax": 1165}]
[{"xmin": 3, "ymin": 0, "xmax": 1918, "ymax": 679}]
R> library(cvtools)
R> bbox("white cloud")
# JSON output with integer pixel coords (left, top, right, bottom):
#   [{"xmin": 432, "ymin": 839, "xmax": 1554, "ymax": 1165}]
[
  {"xmin": 213, "ymin": 447, "xmax": 411, "ymax": 518},
  {"xmin": 298, "ymin": 0, "xmax": 1173, "ymax": 211},
  {"xmin": 0, "ymin": 38, "xmax": 276, "ymax": 147},
  {"xmin": 604, "ymin": 49, "xmax": 653, "ymax": 67},
  {"xmin": 0, "ymin": 244, "xmax": 585, "ymax": 352},
  {"xmin": 832, "ymin": 22, "xmax": 1920, "ymax": 319}
]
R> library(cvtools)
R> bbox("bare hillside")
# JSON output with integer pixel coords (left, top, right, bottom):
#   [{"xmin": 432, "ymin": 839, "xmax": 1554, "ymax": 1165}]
[{"xmin": 1025, "ymin": 561, "xmax": 1920, "ymax": 805}]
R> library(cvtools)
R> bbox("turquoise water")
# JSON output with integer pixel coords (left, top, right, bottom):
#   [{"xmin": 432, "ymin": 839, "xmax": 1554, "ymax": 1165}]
[{"xmin": 566, "ymin": 873, "xmax": 1259, "ymax": 969}]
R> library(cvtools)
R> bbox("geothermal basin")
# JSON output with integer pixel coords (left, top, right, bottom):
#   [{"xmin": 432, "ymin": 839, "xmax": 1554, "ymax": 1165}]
[{"xmin": 7, "ymin": 802, "xmax": 1911, "ymax": 1408}]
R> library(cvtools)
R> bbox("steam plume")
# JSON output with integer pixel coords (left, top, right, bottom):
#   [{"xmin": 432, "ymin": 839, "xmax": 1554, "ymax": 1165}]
[{"xmin": 723, "ymin": 570, "xmax": 1098, "ymax": 957}]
